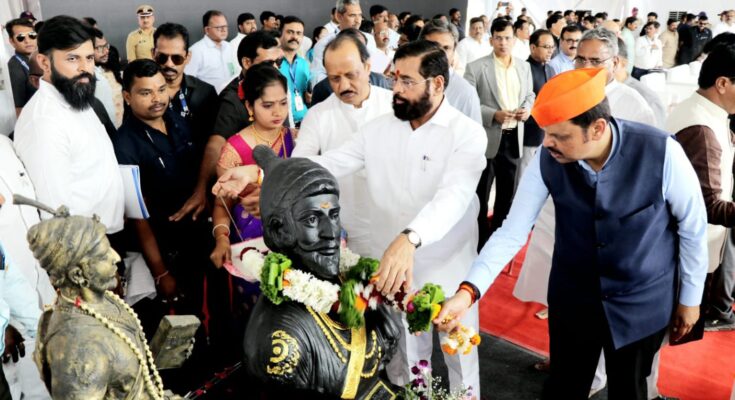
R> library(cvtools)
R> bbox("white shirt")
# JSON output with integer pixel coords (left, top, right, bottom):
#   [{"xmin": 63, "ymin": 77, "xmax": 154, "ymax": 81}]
[
  {"xmin": 185, "ymin": 35, "xmax": 237, "ymax": 92},
  {"xmin": 712, "ymin": 21, "xmax": 735, "ymax": 37},
  {"xmin": 311, "ymin": 30, "xmax": 378, "ymax": 87},
  {"xmin": 512, "ymin": 39, "xmax": 530, "ymax": 62},
  {"xmin": 605, "ymin": 80, "xmax": 656, "ymax": 127},
  {"xmin": 370, "ymin": 47, "xmax": 394, "ymax": 74},
  {"xmin": 634, "ymin": 36, "xmax": 663, "ymax": 70},
  {"xmin": 0, "ymin": 136, "xmax": 55, "ymax": 307},
  {"xmin": 388, "ymin": 29, "xmax": 400, "ymax": 50},
  {"xmin": 14, "ymin": 80, "xmax": 125, "ymax": 233},
  {"xmin": 324, "ymin": 21, "xmax": 339, "ymax": 35},
  {"xmin": 230, "ymin": 32, "xmax": 246, "ymax": 72},
  {"xmin": 94, "ymin": 65, "xmax": 116, "ymax": 124},
  {"xmin": 455, "ymin": 37, "xmax": 492, "ymax": 75},
  {"xmin": 0, "ymin": 50, "xmax": 16, "ymax": 135},
  {"xmin": 308, "ymin": 99, "xmax": 487, "ymax": 291},
  {"xmin": 292, "ymin": 85, "xmax": 394, "ymax": 255}
]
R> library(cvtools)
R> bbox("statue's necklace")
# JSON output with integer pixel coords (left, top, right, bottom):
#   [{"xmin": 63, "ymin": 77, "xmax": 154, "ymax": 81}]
[{"xmin": 58, "ymin": 291, "xmax": 165, "ymax": 400}]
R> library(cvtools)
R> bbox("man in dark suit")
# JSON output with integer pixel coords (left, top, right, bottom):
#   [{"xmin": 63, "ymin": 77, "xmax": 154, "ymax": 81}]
[{"xmin": 520, "ymin": 28, "xmax": 556, "ymax": 178}]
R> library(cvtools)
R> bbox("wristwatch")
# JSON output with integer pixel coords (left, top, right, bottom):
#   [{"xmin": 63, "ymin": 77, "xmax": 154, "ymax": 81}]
[{"xmin": 401, "ymin": 228, "xmax": 422, "ymax": 249}]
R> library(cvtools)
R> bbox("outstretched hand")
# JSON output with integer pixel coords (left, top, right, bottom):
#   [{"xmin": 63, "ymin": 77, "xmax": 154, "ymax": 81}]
[
  {"xmin": 433, "ymin": 291, "xmax": 473, "ymax": 333},
  {"xmin": 211, "ymin": 165, "xmax": 259, "ymax": 199},
  {"xmin": 375, "ymin": 234, "xmax": 416, "ymax": 295}
]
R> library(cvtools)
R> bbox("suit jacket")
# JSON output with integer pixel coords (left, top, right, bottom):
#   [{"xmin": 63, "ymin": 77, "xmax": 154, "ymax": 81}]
[{"xmin": 464, "ymin": 53, "xmax": 535, "ymax": 159}]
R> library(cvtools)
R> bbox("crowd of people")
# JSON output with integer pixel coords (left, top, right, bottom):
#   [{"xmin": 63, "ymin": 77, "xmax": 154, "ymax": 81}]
[{"xmin": 1, "ymin": 1, "xmax": 735, "ymax": 399}]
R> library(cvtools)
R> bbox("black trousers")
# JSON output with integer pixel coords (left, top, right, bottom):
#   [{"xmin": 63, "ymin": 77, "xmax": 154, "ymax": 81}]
[
  {"xmin": 543, "ymin": 302, "xmax": 667, "ymax": 400},
  {"xmin": 476, "ymin": 129, "xmax": 521, "ymax": 251},
  {"xmin": 0, "ymin": 364, "xmax": 10, "ymax": 400}
]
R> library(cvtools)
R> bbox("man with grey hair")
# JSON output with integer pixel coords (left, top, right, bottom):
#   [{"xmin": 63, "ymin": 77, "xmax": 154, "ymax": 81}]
[
  {"xmin": 419, "ymin": 19, "xmax": 482, "ymax": 124},
  {"xmin": 614, "ymin": 38, "xmax": 667, "ymax": 129},
  {"xmin": 310, "ymin": 0, "xmax": 378, "ymax": 86},
  {"xmin": 576, "ymin": 28, "xmax": 655, "ymax": 125}
]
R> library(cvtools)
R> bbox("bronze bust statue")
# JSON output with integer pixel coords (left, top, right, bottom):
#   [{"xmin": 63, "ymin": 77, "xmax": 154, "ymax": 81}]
[
  {"xmin": 243, "ymin": 146, "xmax": 402, "ymax": 399},
  {"xmin": 27, "ymin": 210, "xmax": 167, "ymax": 400}
]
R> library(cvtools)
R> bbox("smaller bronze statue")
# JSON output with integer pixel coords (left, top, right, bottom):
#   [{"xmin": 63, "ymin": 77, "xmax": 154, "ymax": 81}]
[
  {"xmin": 19, "ymin": 197, "xmax": 182, "ymax": 400},
  {"xmin": 243, "ymin": 146, "xmax": 402, "ymax": 399}
]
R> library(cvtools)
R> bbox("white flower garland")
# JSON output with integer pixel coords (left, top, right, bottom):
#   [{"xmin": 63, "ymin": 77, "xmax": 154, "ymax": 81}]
[
  {"xmin": 234, "ymin": 248, "xmax": 344, "ymax": 313},
  {"xmin": 281, "ymin": 269, "xmax": 340, "ymax": 313}
]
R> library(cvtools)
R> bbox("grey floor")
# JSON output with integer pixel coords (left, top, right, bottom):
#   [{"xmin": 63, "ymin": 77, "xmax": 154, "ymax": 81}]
[{"xmin": 430, "ymin": 332, "xmax": 609, "ymax": 400}]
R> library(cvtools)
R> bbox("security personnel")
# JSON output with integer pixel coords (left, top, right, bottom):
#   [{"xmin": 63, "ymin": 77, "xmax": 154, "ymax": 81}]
[{"xmin": 126, "ymin": 4, "xmax": 156, "ymax": 61}]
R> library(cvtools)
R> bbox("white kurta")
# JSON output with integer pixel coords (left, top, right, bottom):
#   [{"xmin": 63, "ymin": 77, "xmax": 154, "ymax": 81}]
[
  {"xmin": 14, "ymin": 80, "xmax": 125, "ymax": 233},
  {"xmin": 455, "ymin": 37, "xmax": 492, "ymax": 76},
  {"xmin": 185, "ymin": 36, "xmax": 236, "ymax": 92},
  {"xmin": 292, "ymin": 86, "xmax": 394, "ymax": 256},
  {"xmin": 513, "ymin": 81, "xmax": 657, "ymax": 303},
  {"xmin": 309, "ymin": 98, "xmax": 487, "ymax": 393},
  {"xmin": 0, "ymin": 136, "xmax": 53, "ymax": 399}
]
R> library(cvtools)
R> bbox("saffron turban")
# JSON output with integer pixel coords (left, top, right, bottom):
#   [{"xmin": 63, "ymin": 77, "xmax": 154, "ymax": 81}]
[{"xmin": 531, "ymin": 68, "xmax": 607, "ymax": 128}]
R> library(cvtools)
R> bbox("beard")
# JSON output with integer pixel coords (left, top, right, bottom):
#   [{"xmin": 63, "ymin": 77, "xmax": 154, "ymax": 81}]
[
  {"xmin": 51, "ymin": 63, "xmax": 96, "ymax": 111},
  {"xmin": 393, "ymin": 85, "xmax": 432, "ymax": 121}
]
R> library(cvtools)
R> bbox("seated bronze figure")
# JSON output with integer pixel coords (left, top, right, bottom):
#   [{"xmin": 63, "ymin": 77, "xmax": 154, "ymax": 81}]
[{"xmin": 243, "ymin": 145, "xmax": 402, "ymax": 399}]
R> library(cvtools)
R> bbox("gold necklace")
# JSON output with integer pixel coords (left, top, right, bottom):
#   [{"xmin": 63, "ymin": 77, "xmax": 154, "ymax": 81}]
[
  {"xmin": 252, "ymin": 124, "xmax": 283, "ymax": 147},
  {"xmin": 58, "ymin": 291, "xmax": 165, "ymax": 400}
]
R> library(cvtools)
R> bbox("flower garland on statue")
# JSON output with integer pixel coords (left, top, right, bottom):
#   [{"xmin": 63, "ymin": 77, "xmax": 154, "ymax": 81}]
[{"xmin": 238, "ymin": 247, "xmax": 481, "ymax": 355}]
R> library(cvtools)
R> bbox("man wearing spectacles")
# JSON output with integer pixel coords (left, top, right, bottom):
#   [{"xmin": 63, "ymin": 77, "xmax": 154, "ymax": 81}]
[
  {"xmin": 521, "ymin": 29, "xmax": 556, "ymax": 176},
  {"xmin": 185, "ymin": 10, "xmax": 236, "ymax": 92},
  {"xmin": 549, "ymin": 25, "xmax": 582, "ymax": 75},
  {"xmin": 576, "ymin": 28, "xmax": 655, "ymax": 126},
  {"xmin": 125, "ymin": 4, "xmax": 156, "ymax": 61},
  {"xmin": 92, "ymin": 29, "xmax": 124, "ymax": 127},
  {"xmin": 465, "ymin": 18, "xmax": 535, "ymax": 249},
  {"xmin": 5, "ymin": 18, "xmax": 37, "ymax": 115}
]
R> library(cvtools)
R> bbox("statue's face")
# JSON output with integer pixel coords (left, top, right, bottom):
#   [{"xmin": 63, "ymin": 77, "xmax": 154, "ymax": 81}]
[
  {"xmin": 84, "ymin": 245, "xmax": 121, "ymax": 292},
  {"xmin": 289, "ymin": 193, "xmax": 341, "ymax": 280}
]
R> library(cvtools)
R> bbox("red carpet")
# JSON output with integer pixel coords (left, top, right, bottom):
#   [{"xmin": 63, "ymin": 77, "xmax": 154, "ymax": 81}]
[{"xmin": 478, "ymin": 243, "xmax": 735, "ymax": 400}]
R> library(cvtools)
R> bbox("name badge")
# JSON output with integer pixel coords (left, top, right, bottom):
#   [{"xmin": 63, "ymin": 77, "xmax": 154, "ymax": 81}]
[
  {"xmin": 294, "ymin": 91, "xmax": 305, "ymax": 112},
  {"xmin": 227, "ymin": 62, "xmax": 236, "ymax": 77}
]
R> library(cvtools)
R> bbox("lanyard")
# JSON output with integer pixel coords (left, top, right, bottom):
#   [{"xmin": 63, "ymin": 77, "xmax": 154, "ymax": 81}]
[
  {"xmin": 168, "ymin": 87, "xmax": 190, "ymax": 118},
  {"xmin": 177, "ymin": 90, "xmax": 190, "ymax": 118},
  {"xmin": 13, "ymin": 55, "xmax": 29, "ymax": 72},
  {"xmin": 287, "ymin": 57, "xmax": 299, "ymax": 85}
]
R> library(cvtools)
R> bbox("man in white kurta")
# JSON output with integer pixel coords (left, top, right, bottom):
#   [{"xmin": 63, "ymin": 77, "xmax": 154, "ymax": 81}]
[
  {"xmin": 14, "ymin": 82, "xmax": 124, "ymax": 234},
  {"xmin": 455, "ymin": 18, "xmax": 492, "ymax": 76},
  {"xmin": 292, "ymin": 35, "xmax": 394, "ymax": 256},
  {"xmin": 307, "ymin": 41, "xmax": 486, "ymax": 394},
  {"xmin": 0, "ymin": 136, "xmax": 53, "ymax": 399}
]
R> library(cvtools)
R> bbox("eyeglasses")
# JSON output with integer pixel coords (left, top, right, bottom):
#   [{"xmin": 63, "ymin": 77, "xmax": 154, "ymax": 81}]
[
  {"xmin": 574, "ymin": 55, "xmax": 612, "ymax": 67},
  {"xmin": 260, "ymin": 57, "xmax": 285, "ymax": 68},
  {"xmin": 154, "ymin": 52, "xmax": 187, "ymax": 66},
  {"xmin": 563, "ymin": 38, "xmax": 581, "ymax": 44},
  {"xmin": 14, "ymin": 32, "xmax": 37, "ymax": 42},
  {"xmin": 393, "ymin": 77, "xmax": 432, "ymax": 91},
  {"xmin": 208, "ymin": 25, "xmax": 228, "ymax": 31},
  {"xmin": 537, "ymin": 44, "xmax": 556, "ymax": 50},
  {"xmin": 95, "ymin": 43, "xmax": 110, "ymax": 52}
]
